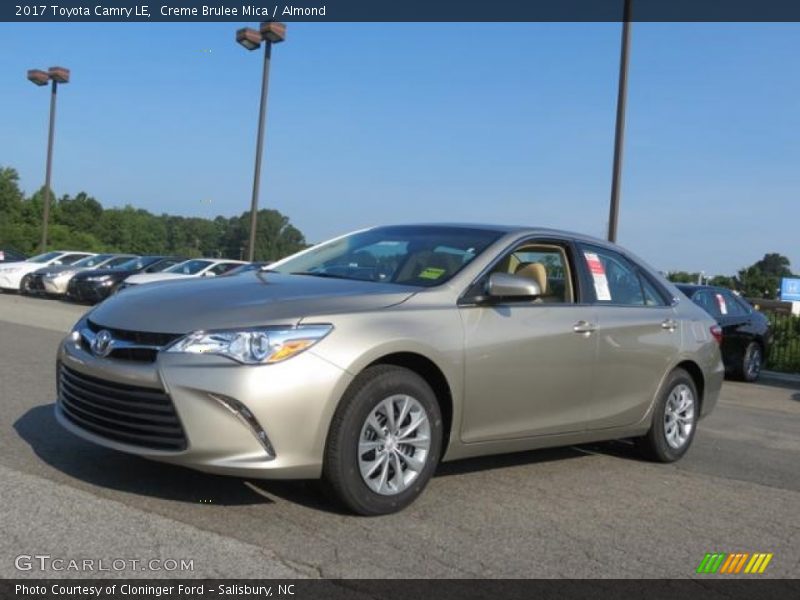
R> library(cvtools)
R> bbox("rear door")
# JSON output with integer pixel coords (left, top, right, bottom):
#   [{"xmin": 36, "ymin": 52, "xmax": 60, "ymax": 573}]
[{"xmin": 576, "ymin": 244, "xmax": 680, "ymax": 430}]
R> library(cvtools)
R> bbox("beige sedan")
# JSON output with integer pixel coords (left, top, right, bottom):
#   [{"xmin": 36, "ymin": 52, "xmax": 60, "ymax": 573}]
[{"xmin": 56, "ymin": 225, "xmax": 723, "ymax": 514}]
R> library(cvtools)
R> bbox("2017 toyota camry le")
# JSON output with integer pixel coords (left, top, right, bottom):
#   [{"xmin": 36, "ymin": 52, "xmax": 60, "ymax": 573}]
[{"xmin": 56, "ymin": 225, "xmax": 724, "ymax": 515}]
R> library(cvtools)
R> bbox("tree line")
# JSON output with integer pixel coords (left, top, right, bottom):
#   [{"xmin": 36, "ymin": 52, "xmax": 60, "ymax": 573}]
[
  {"xmin": 0, "ymin": 166, "xmax": 307, "ymax": 262},
  {"xmin": 667, "ymin": 253, "xmax": 797, "ymax": 300}
]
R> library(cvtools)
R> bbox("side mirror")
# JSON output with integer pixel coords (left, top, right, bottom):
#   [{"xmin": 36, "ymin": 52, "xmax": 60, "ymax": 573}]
[{"xmin": 485, "ymin": 272, "xmax": 541, "ymax": 300}]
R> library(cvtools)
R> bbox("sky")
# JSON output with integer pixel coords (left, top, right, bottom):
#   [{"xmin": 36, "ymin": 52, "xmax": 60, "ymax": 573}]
[{"xmin": 1, "ymin": 22, "xmax": 798, "ymax": 275}]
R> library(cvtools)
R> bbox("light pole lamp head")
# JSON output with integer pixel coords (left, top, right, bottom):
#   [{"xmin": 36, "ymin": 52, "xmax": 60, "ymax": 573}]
[
  {"xmin": 236, "ymin": 28, "xmax": 262, "ymax": 50},
  {"xmin": 48, "ymin": 66, "xmax": 70, "ymax": 83},
  {"xmin": 27, "ymin": 69, "xmax": 50, "ymax": 86},
  {"xmin": 260, "ymin": 21, "xmax": 286, "ymax": 44}
]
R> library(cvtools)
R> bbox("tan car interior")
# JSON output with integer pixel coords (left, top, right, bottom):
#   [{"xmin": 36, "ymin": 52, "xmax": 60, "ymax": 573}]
[{"xmin": 495, "ymin": 244, "xmax": 574, "ymax": 303}]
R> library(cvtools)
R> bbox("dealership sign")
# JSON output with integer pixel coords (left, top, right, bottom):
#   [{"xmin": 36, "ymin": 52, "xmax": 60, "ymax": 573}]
[{"xmin": 780, "ymin": 277, "xmax": 800, "ymax": 302}]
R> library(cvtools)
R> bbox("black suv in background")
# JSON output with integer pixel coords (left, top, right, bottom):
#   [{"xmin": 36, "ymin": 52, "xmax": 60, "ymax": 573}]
[
  {"xmin": 677, "ymin": 284, "xmax": 772, "ymax": 382},
  {"xmin": 67, "ymin": 255, "xmax": 184, "ymax": 303}
]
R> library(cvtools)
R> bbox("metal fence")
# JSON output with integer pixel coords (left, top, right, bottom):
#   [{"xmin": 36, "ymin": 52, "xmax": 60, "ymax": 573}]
[{"xmin": 764, "ymin": 311, "xmax": 800, "ymax": 374}]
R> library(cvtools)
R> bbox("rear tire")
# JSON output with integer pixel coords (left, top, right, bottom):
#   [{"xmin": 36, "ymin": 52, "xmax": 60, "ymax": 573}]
[
  {"xmin": 323, "ymin": 365, "xmax": 442, "ymax": 516},
  {"xmin": 636, "ymin": 368, "xmax": 698, "ymax": 463},
  {"xmin": 738, "ymin": 342, "xmax": 762, "ymax": 383}
]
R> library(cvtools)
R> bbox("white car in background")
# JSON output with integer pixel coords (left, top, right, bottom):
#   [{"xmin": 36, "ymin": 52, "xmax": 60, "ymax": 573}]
[
  {"xmin": 120, "ymin": 258, "xmax": 247, "ymax": 289},
  {"xmin": 0, "ymin": 250, "xmax": 95, "ymax": 292}
]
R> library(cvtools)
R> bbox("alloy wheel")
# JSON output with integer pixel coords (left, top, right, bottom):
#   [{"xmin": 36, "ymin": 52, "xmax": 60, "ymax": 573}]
[
  {"xmin": 663, "ymin": 383, "xmax": 695, "ymax": 449},
  {"xmin": 358, "ymin": 394, "xmax": 431, "ymax": 496},
  {"xmin": 746, "ymin": 346, "xmax": 762, "ymax": 380}
]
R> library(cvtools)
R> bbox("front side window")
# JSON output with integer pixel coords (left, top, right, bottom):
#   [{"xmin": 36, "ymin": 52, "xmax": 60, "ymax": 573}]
[
  {"xmin": 270, "ymin": 226, "xmax": 503, "ymax": 287},
  {"xmin": 487, "ymin": 242, "xmax": 575, "ymax": 303}
]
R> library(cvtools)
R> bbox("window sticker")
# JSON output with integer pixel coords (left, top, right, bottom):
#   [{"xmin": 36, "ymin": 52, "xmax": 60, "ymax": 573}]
[
  {"xmin": 584, "ymin": 252, "xmax": 612, "ymax": 301},
  {"xmin": 715, "ymin": 293, "xmax": 728, "ymax": 315},
  {"xmin": 418, "ymin": 267, "xmax": 446, "ymax": 280}
]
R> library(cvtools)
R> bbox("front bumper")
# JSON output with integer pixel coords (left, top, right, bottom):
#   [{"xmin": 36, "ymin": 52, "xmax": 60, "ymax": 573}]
[
  {"xmin": 0, "ymin": 272, "xmax": 23, "ymax": 290},
  {"xmin": 56, "ymin": 333, "xmax": 353, "ymax": 479},
  {"xmin": 43, "ymin": 276, "xmax": 71, "ymax": 295},
  {"xmin": 67, "ymin": 278, "xmax": 115, "ymax": 303}
]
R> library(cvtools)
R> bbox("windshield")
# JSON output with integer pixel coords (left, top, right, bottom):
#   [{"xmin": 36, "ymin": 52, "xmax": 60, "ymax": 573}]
[
  {"xmin": 271, "ymin": 225, "xmax": 503, "ymax": 287},
  {"xmin": 28, "ymin": 251, "xmax": 62, "ymax": 264},
  {"xmin": 73, "ymin": 254, "xmax": 113, "ymax": 268},
  {"xmin": 165, "ymin": 259, "xmax": 212, "ymax": 275},
  {"xmin": 103, "ymin": 255, "xmax": 136, "ymax": 268}
]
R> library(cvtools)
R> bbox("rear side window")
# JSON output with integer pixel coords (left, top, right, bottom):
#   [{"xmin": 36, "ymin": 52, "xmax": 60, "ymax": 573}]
[
  {"xmin": 718, "ymin": 290, "xmax": 749, "ymax": 317},
  {"xmin": 579, "ymin": 245, "xmax": 667, "ymax": 307}
]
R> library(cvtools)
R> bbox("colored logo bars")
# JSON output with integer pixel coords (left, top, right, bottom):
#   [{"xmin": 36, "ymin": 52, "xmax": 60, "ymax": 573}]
[{"xmin": 696, "ymin": 552, "xmax": 773, "ymax": 574}]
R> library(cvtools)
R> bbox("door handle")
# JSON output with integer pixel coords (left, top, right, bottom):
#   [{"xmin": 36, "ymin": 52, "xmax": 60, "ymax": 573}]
[
  {"xmin": 661, "ymin": 319, "xmax": 678, "ymax": 331},
  {"xmin": 573, "ymin": 320, "xmax": 596, "ymax": 334}
]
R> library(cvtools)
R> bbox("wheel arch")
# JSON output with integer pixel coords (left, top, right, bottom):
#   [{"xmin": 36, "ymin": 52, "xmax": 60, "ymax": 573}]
[
  {"xmin": 674, "ymin": 359, "xmax": 705, "ymax": 413},
  {"xmin": 364, "ymin": 352, "xmax": 454, "ymax": 457}
]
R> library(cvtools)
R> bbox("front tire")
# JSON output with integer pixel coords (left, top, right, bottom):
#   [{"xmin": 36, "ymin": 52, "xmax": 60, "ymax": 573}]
[
  {"xmin": 19, "ymin": 274, "xmax": 34, "ymax": 295},
  {"xmin": 636, "ymin": 368, "xmax": 698, "ymax": 462},
  {"xmin": 323, "ymin": 365, "xmax": 443, "ymax": 515}
]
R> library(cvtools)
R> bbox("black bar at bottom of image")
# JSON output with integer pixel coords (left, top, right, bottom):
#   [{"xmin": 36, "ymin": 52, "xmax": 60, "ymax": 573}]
[{"xmin": 3, "ymin": 579, "xmax": 797, "ymax": 600}]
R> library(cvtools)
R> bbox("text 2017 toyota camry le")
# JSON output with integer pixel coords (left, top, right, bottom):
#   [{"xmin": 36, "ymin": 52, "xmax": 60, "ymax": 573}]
[{"xmin": 56, "ymin": 225, "xmax": 723, "ymax": 515}]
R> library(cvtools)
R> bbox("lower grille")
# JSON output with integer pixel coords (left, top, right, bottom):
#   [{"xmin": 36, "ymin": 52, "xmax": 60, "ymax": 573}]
[{"xmin": 58, "ymin": 364, "xmax": 187, "ymax": 451}]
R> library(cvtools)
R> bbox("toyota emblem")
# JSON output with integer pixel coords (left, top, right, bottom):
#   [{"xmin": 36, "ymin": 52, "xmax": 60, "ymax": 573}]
[{"xmin": 91, "ymin": 329, "xmax": 114, "ymax": 358}]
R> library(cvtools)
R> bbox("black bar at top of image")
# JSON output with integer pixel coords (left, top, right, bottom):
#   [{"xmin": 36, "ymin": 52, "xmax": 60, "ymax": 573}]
[
  {"xmin": 4, "ymin": 0, "xmax": 800, "ymax": 22},
  {"xmin": 3, "ymin": 579, "xmax": 799, "ymax": 600}
]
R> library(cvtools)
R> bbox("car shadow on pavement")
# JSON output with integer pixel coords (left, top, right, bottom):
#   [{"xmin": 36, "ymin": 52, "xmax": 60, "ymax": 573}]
[
  {"xmin": 14, "ymin": 403, "xmax": 630, "ymax": 514},
  {"xmin": 435, "ymin": 445, "xmax": 588, "ymax": 477},
  {"xmin": 14, "ymin": 404, "xmax": 275, "ymax": 507}
]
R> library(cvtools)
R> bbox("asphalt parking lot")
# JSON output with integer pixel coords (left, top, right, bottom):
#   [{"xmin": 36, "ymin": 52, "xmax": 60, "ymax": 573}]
[{"xmin": 0, "ymin": 293, "xmax": 798, "ymax": 579}]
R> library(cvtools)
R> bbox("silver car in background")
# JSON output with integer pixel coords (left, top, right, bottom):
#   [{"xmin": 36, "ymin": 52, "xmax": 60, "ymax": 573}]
[{"xmin": 56, "ymin": 225, "xmax": 723, "ymax": 515}]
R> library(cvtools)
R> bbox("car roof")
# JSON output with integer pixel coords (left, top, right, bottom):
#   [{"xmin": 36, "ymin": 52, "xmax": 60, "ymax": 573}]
[{"xmin": 374, "ymin": 223, "xmax": 621, "ymax": 248}]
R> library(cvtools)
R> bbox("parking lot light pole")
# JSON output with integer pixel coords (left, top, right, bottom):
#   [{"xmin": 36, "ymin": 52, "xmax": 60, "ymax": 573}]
[
  {"xmin": 607, "ymin": 0, "xmax": 632, "ymax": 244},
  {"xmin": 27, "ymin": 66, "xmax": 70, "ymax": 253},
  {"xmin": 236, "ymin": 22, "xmax": 286, "ymax": 262}
]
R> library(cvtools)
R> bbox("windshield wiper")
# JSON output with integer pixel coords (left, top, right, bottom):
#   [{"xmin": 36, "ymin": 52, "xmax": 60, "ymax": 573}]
[{"xmin": 290, "ymin": 271, "xmax": 353, "ymax": 280}]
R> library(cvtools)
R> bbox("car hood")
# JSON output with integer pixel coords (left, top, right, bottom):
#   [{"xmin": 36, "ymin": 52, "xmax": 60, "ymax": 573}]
[
  {"xmin": 88, "ymin": 272, "xmax": 419, "ymax": 333},
  {"xmin": 38, "ymin": 264, "xmax": 89, "ymax": 276}
]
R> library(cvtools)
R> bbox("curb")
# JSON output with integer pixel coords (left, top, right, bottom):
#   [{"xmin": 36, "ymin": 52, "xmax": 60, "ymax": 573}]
[{"xmin": 760, "ymin": 370, "xmax": 800, "ymax": 384}]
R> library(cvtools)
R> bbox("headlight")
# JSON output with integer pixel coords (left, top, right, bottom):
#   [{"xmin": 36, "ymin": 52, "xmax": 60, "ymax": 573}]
[
  {"xmin": 165, "ymin": 324, "xmax": 333, "ymax": 365},
  {"xmin": 0, "ymin": 266, "xmax": 20, "ymax": 273},
  {"xmin": 53, "ymin": 270, "xmax": 76, "ymax": 279},
  {"xmin": 86, "ymin": 275, "xmax": 112, "ymax": 282}
]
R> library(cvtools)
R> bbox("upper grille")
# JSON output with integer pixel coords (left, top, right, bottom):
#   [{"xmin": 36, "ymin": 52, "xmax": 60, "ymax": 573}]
[
  {"xmin": 58, "ymin": 364, "xmax": 187, "ymax": 451},
  {"xmin": 79, "ymin": 320, "xmax": 183, "ymax": 362},
  {"xmin": 87, "ymin": 319, "xmax": 182, "ymax": 347}
]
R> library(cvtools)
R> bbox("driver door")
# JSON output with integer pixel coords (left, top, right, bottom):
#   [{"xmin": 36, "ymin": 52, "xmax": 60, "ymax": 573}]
[{"xmin": 459, "ymin": 239, "xmax": 598, "ymax": 442}]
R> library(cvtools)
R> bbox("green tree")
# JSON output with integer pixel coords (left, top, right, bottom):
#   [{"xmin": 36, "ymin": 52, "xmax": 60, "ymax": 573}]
[
  {"xmin": 667, "ymin": 271, "xmax": 703, "ymax": 284},
  {"xmin": 737, "ymin": 253, "xmax": 794, "ymax": 299}
]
